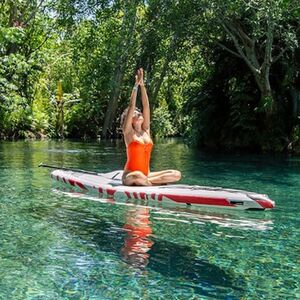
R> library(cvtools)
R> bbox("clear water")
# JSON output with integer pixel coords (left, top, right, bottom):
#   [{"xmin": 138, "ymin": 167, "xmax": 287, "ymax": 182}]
[{"xmin": 0, "ymin": 139, "xmax": 299, "ymax": 299}]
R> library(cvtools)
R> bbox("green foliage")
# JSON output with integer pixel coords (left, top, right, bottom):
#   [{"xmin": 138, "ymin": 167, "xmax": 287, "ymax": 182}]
[
  {"xmin": 0, "ymin": 0, "xmax": 300, "ymax": 153},
  {"xmin": 0, "ymin": 53, "xmax": 33, "ymax": 138},
  {"xmin": 151, "ymin": 103, "xmax": 175, "ymax": 138}
]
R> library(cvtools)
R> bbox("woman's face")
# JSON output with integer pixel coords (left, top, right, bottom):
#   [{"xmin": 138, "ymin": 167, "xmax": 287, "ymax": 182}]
[{"xmin": 132, "ymin": 110, "xmax": 144, "ymax": 125}]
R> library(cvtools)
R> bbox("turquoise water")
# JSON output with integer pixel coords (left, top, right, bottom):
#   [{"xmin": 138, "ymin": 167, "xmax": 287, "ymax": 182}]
[{"xmin": 0, "ymin": 139, "xmax": 299, "ymax": 299}]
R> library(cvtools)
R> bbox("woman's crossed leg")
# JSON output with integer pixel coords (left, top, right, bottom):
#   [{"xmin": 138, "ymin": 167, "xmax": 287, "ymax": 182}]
[{"xmin": 122, "ymin": 170, "xmax": 181, "ymax": 186}]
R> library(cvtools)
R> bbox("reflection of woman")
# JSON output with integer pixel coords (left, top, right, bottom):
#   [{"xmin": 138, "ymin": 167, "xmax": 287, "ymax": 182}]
[
  {"xmin": 121, "ymin": 68, "xmax": 181, "ymax": 186},
  {"xmin": 120, "ymin": 207, "xmax": 153, "ymax": 268}
]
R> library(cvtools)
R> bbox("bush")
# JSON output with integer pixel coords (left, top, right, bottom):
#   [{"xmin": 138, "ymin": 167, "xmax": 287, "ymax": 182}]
[{"xmin": 151, "ymin": 104, "xmax": 176, "ymax": 137}]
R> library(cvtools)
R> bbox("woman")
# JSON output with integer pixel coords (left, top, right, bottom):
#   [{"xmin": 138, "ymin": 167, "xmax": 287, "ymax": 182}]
[{"xmin": 121, "ymin": 68, "xmax": 181, "ymax": 186}]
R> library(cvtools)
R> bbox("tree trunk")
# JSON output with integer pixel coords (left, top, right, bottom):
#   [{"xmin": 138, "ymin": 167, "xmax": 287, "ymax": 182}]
[
  {"xmin": 6, "ymin": 1, "xmax": 18, "ymax": 55},
  {"xmin": 101, "ymin": 1, "xmax": 139, "ymax": 139},
  {"xmin": 149, "ymin": 33, "xmax": 179, "ymax": 111},
  {"xmin": 252, "ymin": 64, "xmax": 274, "ymax": 113},
  {"xmin": 149, "ymin": 57, "xmax": 169, "ymax": 111},
  {"xmin": 291, "ymin": 88, "xmax": 300, "ymax": 122}
]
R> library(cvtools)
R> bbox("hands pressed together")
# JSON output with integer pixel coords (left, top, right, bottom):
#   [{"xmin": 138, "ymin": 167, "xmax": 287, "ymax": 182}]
[{"xmin": 135, "ymin": 68, "xmax": 145, "ymax": 86}]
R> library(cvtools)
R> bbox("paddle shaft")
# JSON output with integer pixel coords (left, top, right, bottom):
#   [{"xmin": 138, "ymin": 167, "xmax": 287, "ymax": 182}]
[{"xmin": 38, "ymin": 163, "xmax": 101, "ymax": 175}]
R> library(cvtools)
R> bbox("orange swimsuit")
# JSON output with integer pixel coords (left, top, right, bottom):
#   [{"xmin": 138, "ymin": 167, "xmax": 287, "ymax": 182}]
[{"xmin": 124, "ymin": 140, "xmax": 153, "ymax": 176}]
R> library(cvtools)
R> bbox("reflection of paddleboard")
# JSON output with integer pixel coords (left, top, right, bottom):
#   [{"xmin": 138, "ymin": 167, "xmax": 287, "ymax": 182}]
[{"xmin": 51, "ymin": 170, "xmax": 275, "ymax": 210}]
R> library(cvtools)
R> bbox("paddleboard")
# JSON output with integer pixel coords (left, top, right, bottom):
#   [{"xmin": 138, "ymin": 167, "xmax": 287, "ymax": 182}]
[{"xmin": 51, "ymin": 169, "xmax": 275, "ymax": 210}]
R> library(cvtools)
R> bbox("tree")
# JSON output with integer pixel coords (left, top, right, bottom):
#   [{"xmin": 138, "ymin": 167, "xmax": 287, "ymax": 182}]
[
  {"xmin": 0, "ymin": 0, "xmax": 52, "ymax": 138},
  {"xmin": 201, "ymin": 0, "xmax": 300, "ymax": 113},
  {"xmin": 101, "ymin": 0, "xmax": 140, "ymax": 138}
]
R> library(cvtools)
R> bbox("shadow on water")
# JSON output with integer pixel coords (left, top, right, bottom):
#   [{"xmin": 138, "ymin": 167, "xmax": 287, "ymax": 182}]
[{"xmin": 24, "ymin": 201, "xmax": 247, "ymax": 297}]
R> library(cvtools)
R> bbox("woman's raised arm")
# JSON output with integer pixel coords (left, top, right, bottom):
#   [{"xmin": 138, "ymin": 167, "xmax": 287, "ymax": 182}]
[
  {"xmin": 140, "ymin": 69, "xmax": 150, "ymax": 132},
  {"xmin": 122, "ymin": 75, "xmax": 140, "ymax": 134}
]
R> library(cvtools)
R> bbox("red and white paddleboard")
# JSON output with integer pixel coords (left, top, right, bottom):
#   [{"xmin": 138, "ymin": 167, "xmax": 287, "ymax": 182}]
[{"xmin": 51, "ymin": 169, "xmax": 275, "ymax": 210}]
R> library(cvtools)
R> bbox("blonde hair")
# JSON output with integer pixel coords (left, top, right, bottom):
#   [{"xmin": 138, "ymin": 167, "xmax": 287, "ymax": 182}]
[{"xmin": 120, "ymin": 107, "xmax": 142, "ymax": 129}]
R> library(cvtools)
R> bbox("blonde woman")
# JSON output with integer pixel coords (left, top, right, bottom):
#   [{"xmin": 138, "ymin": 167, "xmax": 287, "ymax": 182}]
[{"xmin": 121, "ymin": 68, "xmax": 181, "ymax": 186}]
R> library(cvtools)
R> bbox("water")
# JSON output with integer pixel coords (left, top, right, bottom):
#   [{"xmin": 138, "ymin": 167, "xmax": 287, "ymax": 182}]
[{"xmin": 0, "ymin": 139, "xmax": 299, "ymax": 299}]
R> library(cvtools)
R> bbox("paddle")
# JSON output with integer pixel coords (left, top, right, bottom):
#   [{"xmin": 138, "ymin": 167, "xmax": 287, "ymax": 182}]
[
  {"xmin": 39, "ymin": 163, "xmax": 122, "ymax": 180},
  {"xmin": 38, "ymin": 163, "xmax": 101, "ymax": 175}
]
